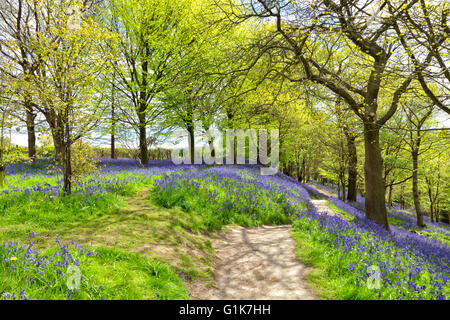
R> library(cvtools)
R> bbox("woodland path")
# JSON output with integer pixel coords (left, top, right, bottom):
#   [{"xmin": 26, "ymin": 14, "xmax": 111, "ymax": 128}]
[
  {"xmin": 310, "ymin": 199, "xmax": 339, "ymax": 217},
  {"xmin": 307, "ymin": 184, "xmax": 340, "ymax": 217},
  {"xmin": 189, "ymin": 184, "xmax": 342, "ymax": 300},
  {"xmin": 189, "ymin": 225, "xmax": 318, "ymax": 300}
]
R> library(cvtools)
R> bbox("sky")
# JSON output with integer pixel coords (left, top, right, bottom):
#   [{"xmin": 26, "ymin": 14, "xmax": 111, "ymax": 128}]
[
  {"xmin": 10, "ymin": 132, "xmax": 28, "ymax": 147},
  {"xmin": 10, "ymin": 127, "xmax": 201, "ymax": 150},
  {"xmin": 9, "ymin": 111, "xmax": 449, "ymax": 149}
]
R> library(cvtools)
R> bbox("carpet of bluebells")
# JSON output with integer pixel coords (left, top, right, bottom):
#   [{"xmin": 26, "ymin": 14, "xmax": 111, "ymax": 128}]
[
  {"xmin": 1, "ymin": 159, "xmax": 200, "ymax": 300},
  {"xmin": 1, "ymin": 158, "xmax": 450, "ymax": 300},
  {"xmin": 151, "ymin": 165, "xmax": 308, "ymax": 229},
  {"xmin": 1, "ymin": 237, "xmax": 102, "ymax": 300},
  {"xmin": 303, "ymin": 182, "xmax": 450, "ymax": 300},
  {"xmin": 309, "ymin": 181, "xmax": 450, "ymax": 245},
  {"xmin": 152, "ymin": 164, "xmax": 450, "ymax": 299},
  {"xmin": 2, "ymin": 159, "xmax": 202, "ymax": 207},
  {"xmin": 1, "ymin": 235, "xmax": 189, "ymax": 300}
]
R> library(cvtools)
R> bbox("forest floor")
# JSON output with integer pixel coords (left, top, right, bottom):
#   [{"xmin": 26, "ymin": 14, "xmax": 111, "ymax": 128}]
[
  {"xmin": 307, "ymin": 184, "xmax": 335, "ymax": 198},
  {"xmin": 189, "ymin": 186, "xmax": 343, "ymax": 300},
  {"xmin": 1, "ymin": 182, "xmax": 341, "ymax": 300},
  {"xmin": 189, "ymin": 225, "xmax": 317, "ymax": 300},
  {"xmin": 310, "ymin": 199, "xmax": 339, "ymax": 217}
]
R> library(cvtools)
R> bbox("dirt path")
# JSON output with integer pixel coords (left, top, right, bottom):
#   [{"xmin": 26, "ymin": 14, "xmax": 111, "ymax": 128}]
[
  {"xmin": 189, "ymin": 225, "xmax": 317, "ymax": 300},
  {"xmin": 310, "ymin": 199, "xmax": 339, "ymax": 217},
  {"xmin": 307, "ymin": 184, "xmax": 335, "ymax": 198},
  {"xmin": 307, "ymin": 184, "xmax": 342, "ymax": 218}
]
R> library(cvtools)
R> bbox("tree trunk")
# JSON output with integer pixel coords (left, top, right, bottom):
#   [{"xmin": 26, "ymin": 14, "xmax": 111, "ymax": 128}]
[
  {"xmin": 208, "ymin": 137, "xmax": 215, "ymax": 159},
  {"xmin": 63, "ymin": 145, "xmax": 72, "ymax": 194},
  {"xmin": 432, "ymin": 179, "xmax": 440, "ymax": 223},
  {"xmin": 337, "ymin": 182, "xmax": 341, "ymax": 200},
  {"xmin": 111, "ymin": 131, "xmax": 116, "ymax": 159},
  {"xmin": 297, "ymin": 158, "xmax": 303, "ymax": 182},
  {"xmin": 25, "ymin": 101, "xmax": 37, "ymax": 162},
  {"xmin": 430, "ymin": 203, "xmax": 434, "ymax": 223},
  {"xmin": 51, "ymin": 128, "xmax": 64, "ymax": 163},
  {"xmin": 0, "ymin": 164, "xmax": 4, "ymax": 187},
  {"xmin": 426, "ymin": 178, "xmax": 433, "ymax": 222},
  {"xmin": 138, "ymin": 111, "xmax": 148, "ymax": 167},
  {"xmin": 363, "ymin": 123, "xmax": 390, "ymax": 230},
  {"xmin": 346, "ymin": 134, "xmax": 357, "ymax": 202},
  {"xmin": 412, "ymin": 150, "xmax": 425, "ymax": 227},
  {"xmin": 0, "ymin": 115, "xmax": 4, "ymax": 187},
  {"xmin": 63, "ymin": 112, "xmax": 72, "ymax": 195},
  {"xmin": 302, "ymin": 158, "xmax": 306, "ymax": 183},
  {"xmin": 111, "ymin": 105, "xmax": 116, "ymax": 159},
  {"xmin": 0, "ymin": 146, "xmax": 6, "ymax": 187},
  {"xmin": 111, "ymin": 87, "xmax": 116, "ymax": 160},
  {"xmin": 187, "ymin": 122, "xmax": 195, "ymax": 164},
  {"xmin": 137, "ymin": 47, "xmax": 150, "ymax": 167},
  {"xmin": 388, "ymin": 184, "xmax": 393, "ymax": 209},
  {"xmin": 233, "ymin": 137, "xmax": 237, "ymax": 164},
  {"xmin": 399, "ymin": 185, "xmax": 405, "ymax": 209},
  {"xmin": 42, "ymin": 110, "xmax": 63, "ymax": 162}
]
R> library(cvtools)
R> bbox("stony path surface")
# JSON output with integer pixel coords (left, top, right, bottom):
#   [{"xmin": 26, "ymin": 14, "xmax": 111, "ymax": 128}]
[
  {"xmin": 190, "ymin": 225, "xmax": 317, "ymax": 300},
  {"xmin": 310, "ymin": 199, "xmax": 338, "ymax": 217},
  {"xmin": 307, "ymin": 184, "xmax": 335, "ymax": 198},
  {"xmin": 307, "ymin": 184, "xmax": 341, "ymax": 218}
]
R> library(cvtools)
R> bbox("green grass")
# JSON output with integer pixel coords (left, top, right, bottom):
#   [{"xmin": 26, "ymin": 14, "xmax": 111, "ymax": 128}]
[
  {"xmin": 0, "ymin": 172, "xmax": 216, "ymax": 299},
  {"xmin": 79, "ymin": 247, "xmax": 189, "ymax": 300},
  {"xmin": 1, "ymin": 242, "xmax": 189, "ymax": 300},
  {"xmin": 291, "ymin": 223, "xmax": 387, "ymax": 300},
  {"xmin": 291, "ymin": 229, "xmax": 340, "ymax": 300},
  {"xmin": 151, "ymin": 172, "xmax": 303, "ymax": 231},
  {"xmin": 292, "ymin": 201, "xmax": 450, "ymax": 300},
  {"xmin": 310, "ymin": 195, "xmax": 326, "ymax": 200},
  {"xmin": 291, "ymin": 202, "xmax": 361, "ymax": 299},
  {"xmin": 0, "ymin": 172, "xmax": 157, "ymax": 231},
  {"xmin": 417, "ymin": 229, "xmax": 450, "ymax": 246},
  {"xmin": 326, "ymin": 201, "xmax": 355, "ymax": 222}
]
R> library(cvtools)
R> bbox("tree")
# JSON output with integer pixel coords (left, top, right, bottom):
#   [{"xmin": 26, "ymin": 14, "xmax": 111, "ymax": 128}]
[
  {"xmin": 423, "ymin": 141, "xmax": 450, "ymax": 223},
  {"xmin": 0, "ymin": 0, "xmax": 42, "ymax": 161},
  {"xmin": 0, "ymin": 81, "xmax": 26, "ymax": 186},
  {"xmin": 331, "ymin": 98, "xmax": 360, "ymax": 202},
  {"xmin": 381, "ymin": 125, "xmax": 411, "ymax": 210},
  {"xmin": 0, "ymin": 86, "xmax": 12, "ymax": 186},
  {"xmin": 100, "ymin": 0, "xmax": 195, "ymax": 167},
  {"xmin": 384, "ymin": 87, "xmax": 447, "ymax": 226},
  {"xmin": 400, "ymin": 98, "xmax": 436, "ymax": 227},
  {"xmin": 25, "ymin": 0, "xmax": 114, "ymax": 194},
  {"xmin": 394, "ymin": 0, "xmax": 450, "ymax": 114},
  {"xmin": 214, "ymin": 0, "xmax": 450, "ymax": 229}
]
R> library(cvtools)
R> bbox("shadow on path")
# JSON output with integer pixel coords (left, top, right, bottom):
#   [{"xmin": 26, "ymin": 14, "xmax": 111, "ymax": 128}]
[{"xmin": 190, "ymin": 225, "xmax": 317, "ymax": 300}]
